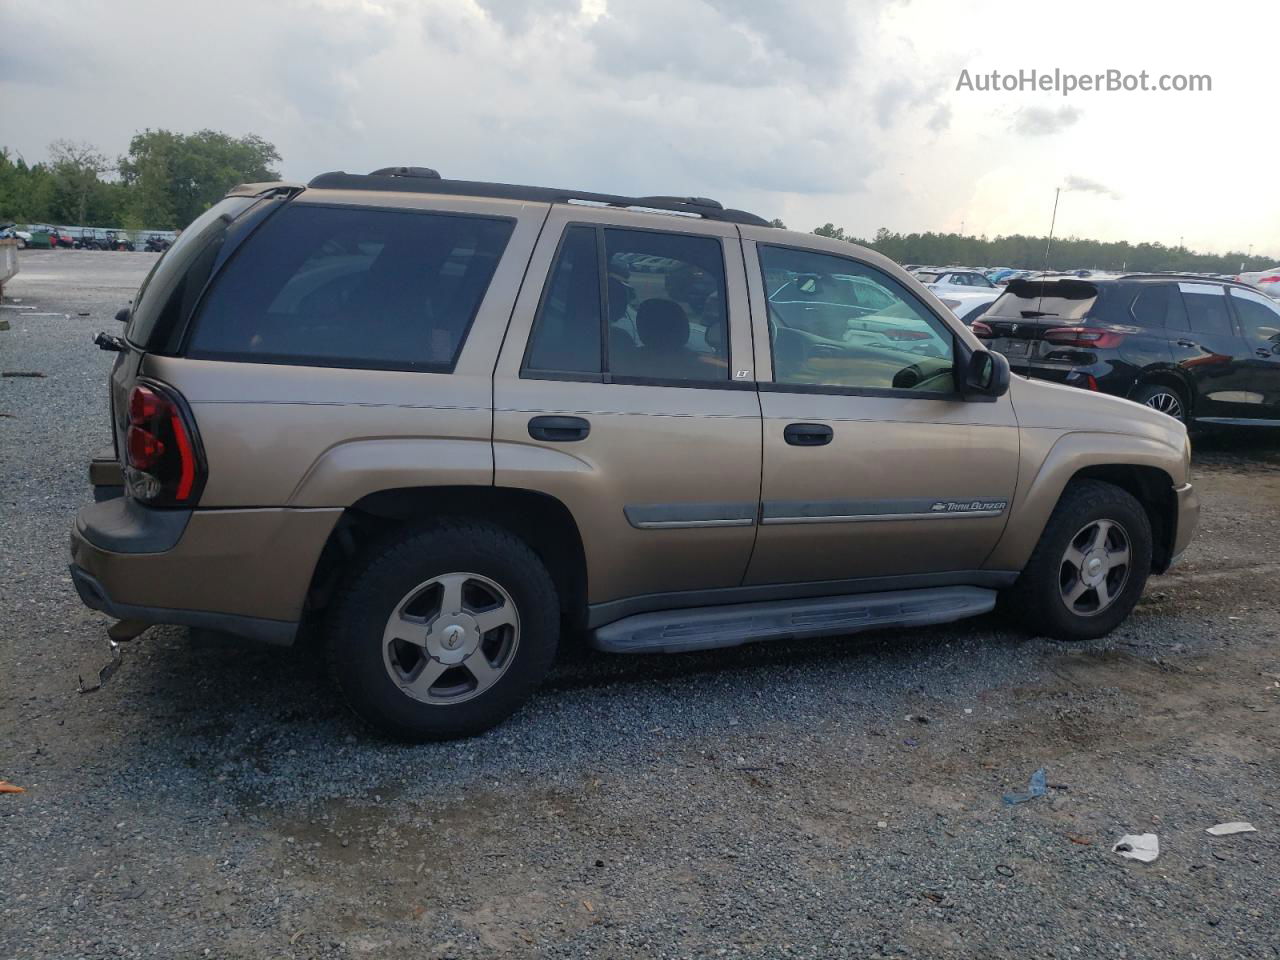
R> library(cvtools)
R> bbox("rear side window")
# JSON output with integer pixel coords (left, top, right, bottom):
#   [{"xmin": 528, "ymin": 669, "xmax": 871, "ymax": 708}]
[
  {"xmin": 523, "ymin": 225, "xmax": 730, "ymax": 383},
  {"xmin": 188, "ymin": 205, "xmax": 514, "ymax": 371},
  {"xmin": 1179, "ymin": 283, "xmax": 1232, "ymax": 337},
  {"xmin": 1126, "ymin": 285, "xmax": 1187, "ymax": 329}
]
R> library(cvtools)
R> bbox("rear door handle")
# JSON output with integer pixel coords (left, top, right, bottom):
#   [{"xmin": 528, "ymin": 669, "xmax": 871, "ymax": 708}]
[
  {"xmin": 784, "ymin": 422, "xmax": 833, "ymax": 446},
  {"xmin": 1176, "ymin": 339, "xmax": 1197, "ymax": 349},
  {"xmin": 1258, "ymin": 348, "xmax": 1274, "ymax": 359},
  {"xmin": 528, "ymin": 415, "xmax": 590, "ymax": 442}
]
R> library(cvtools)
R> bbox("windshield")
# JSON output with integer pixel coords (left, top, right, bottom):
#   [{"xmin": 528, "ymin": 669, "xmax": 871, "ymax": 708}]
[{"xmin": 126, "ymin": 196, "xmax": 256, "ymax": 349}]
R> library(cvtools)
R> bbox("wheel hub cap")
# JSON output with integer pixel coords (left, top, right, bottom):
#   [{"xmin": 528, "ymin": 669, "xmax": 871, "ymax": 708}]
[{"xmin": 428, "ymin": 614, "xmax": 480, "ymax": 665}]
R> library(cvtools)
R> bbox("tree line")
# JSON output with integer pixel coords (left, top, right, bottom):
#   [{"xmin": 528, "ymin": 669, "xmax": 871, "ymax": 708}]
[
  {"xmin": 805, "ymin": 223, "xmax": 1274, "ymax": 276},
  {"xmin": 0, "ymin": 130, "xmax": 280, "ymax": 231},
  {"xmin": 3, "ymin": 132, "xmax": 1273, "ymax": 273}
]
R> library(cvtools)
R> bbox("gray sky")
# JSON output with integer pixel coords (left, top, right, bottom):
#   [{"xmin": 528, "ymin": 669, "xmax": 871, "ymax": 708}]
[{"xmin": 2, "ymin": 0, "xmax": 1275, "ymax": 255}]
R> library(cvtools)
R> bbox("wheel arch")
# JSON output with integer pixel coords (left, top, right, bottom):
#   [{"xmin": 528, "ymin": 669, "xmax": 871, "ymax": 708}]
[
  {"xmin": 301, "ymin": 485, "xmax": 588, "ymax": 634},
  {"xmin": 987, "ymin": 431, "xmax": 1184, "ymax": 574}
]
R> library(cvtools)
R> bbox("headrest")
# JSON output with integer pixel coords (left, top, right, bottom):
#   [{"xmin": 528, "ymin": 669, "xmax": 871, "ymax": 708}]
[{"xmin": 635, "ymin": 299, "xmax": 689, "ymax": 351}]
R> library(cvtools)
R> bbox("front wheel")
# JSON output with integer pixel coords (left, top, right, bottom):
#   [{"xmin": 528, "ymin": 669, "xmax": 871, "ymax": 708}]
[
  {"xmin": 327, "ymin": 520, "xmax": 560, "ymax": 741},
  {"xmin": 1005, "ymin": 479, "xmax": 1152, "ymax": 641}
]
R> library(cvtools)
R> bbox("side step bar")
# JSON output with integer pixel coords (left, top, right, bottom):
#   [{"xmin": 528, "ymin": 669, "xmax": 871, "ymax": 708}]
[{"xmin": 590, "ymin": 586, "xmax": 997, "ymax": 654}]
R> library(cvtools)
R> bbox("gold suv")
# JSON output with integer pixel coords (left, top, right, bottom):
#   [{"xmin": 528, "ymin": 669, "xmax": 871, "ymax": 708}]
[{"xmin": 70, "ymin": 167, "xmax": 1200, "ymax": 739}]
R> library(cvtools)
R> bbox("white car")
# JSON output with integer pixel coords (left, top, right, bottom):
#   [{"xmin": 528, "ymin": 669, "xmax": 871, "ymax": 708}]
[
  {"xmin": 915, "ymin": 268, "xmax": 997, "ymax": 295},
  {"xmin": 937, "ymin": 289, "xmax": 1001, "ymax": 325},
  {"xmin": 1238, "ymin": 266, "xmax": 1280, "ymax": 299},
  {"xmin": 0, "ymin": 225, "xmax": 33, "ymax": 249}
]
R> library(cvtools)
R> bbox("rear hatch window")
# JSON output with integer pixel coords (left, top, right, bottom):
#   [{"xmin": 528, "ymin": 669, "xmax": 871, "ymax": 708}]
[
  {"xmin": 981, "ymin": 278, "xmax": 1099, "ymax": 367},
  {"xmin": 125, "ymin": 196, "xmax": 258, "ymax": 351},
  {"xmin": 186, "ymin": 204, "xmax": 515, "ymax": 372}
]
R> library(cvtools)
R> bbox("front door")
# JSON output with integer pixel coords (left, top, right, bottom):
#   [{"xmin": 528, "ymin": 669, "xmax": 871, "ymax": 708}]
[
  {"xmin": 493, "ymin": 208, "xmax": 762, "ymax": 614},
  {"xmin": 740, "ymin": 234, "xmax": 1020, "ymax": 588},
  {"xmin": 1169, "ymin": 282, "xmax": 1257, "ymax": 422}
]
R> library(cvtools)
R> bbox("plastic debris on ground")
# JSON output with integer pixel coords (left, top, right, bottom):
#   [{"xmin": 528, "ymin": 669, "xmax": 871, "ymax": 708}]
[
  {"xmin": 1206, "ymin": 821, "xmax": 1257, "ymax": 836},
  {"xmin": 1002, "ymin": 767, "xmax": 1047, "ymax": 805},
  {"xmin": 1112, "ymin": 833, "xmax": 1160, "ymax": 862},
  {"xmin": 0, "ymin": 780, "xmax": 25, "ymax": 794}
]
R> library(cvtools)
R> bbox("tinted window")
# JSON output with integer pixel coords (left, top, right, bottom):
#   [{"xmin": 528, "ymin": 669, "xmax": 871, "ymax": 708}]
[
  {"xmin": 524, "ymin": 226, "xmax": 602, "ymax": 374},
  {"xmin": 126, "ymin": 196, "xmax": 256, "ymax": 349},
  {"xmin": 760, "ymin": 245, "xmax": 954, "ymax": 393},
  {"xmin": 605, "ymin": 229, "xmax": 729, "ymax": 382},
  {"xmin": 986, "ymin": 280, "xmax": 1097, "ymax": 321},
  {"xmin": 189, "ymin": 205, "xmax": 514, "ymax": 371},
  {"xmin": 1128, "ymin": 285, "xmax": 1173, "ymax": 328},
  {"xmin": 1180, "ymin": 284, "xmax": 1232, "ymax": 337},
  {"xmin": 1231, "ymin": 289, "xmax": 1280, "ymax": 348}
]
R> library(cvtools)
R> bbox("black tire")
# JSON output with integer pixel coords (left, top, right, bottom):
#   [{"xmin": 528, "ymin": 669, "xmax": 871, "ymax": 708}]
[
  {"xmin": 1130, "ymin": 382, "xmax": 1187, "ymax": 424},
  {"xmin": 1005, "ymin": 479, "xmax": 1152, "ymax": 642},
  {"xmin": 327, "ymin": 520, "xmax": 560, "ymax": 741}
]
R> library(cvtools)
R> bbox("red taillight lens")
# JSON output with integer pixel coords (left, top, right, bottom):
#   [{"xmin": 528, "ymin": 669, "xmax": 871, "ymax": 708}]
[
  {"xmin": 1044, "ymin": 326, "xmax": 1125, "ymax": 348},
  {"xmin": 1259, "ymin": 276, "xmax": 1279, "ymax": 284},
  {"xmin": 971, "ymin": 320, "xmax": 994, "ymax": 338},
  {"xmin": 124, "ymin": 382, "xmax": 203, "ymax": 506},
  {"xmin": 886, "ymin": 330, "xmax": 931, "ymax": 341}
]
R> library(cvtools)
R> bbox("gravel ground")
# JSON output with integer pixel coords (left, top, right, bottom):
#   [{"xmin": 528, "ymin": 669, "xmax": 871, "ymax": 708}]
[{"xmin": 2, "ymin": 250, "xmax": 1278, "ymax": 959}]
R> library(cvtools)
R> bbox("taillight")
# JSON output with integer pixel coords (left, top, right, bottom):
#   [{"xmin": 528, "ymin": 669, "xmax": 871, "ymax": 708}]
[
  {"xmin": 1259, "ymin": 276, "xmax": 1279, "ymax": 284},
  {"xmin": 886, "ymin": 329, "xmax": 931, "ymax": 341},
  {"xmin": 971, "ymin": 320, "xmax": 994, "ymax": 338},
  {"xmin": 124, "ymin": 382, "xmax": 204, "ymax": 506},
  {"xmin": 1043, "ymin": 326, "xmax": 1125, "ymax": 348}
]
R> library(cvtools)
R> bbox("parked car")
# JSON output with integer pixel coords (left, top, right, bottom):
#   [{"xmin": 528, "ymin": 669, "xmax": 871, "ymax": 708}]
[
  {"xmin": 974, "ymin": 274, "xmax": 1280, "ymax": 428},
  {"xmin": 1238, "ymin": 266, "xmax": 1280, "ymax": 299},
  {"xmin": 916, "ymin": 269, "xmax": 997, "ymax": 294},
  {"xmin": 0, "ymin": 223, "xmax": 33, "ymax": 248},
  {"xmin": 937, "ymin": 288, "xmax": 1002, "ymax": 325},
  {"xmin": 69, "ymin": 169, "xmax": 1198, "ymax": 740},
  {"xmin": 144, "ymin": 234, "xmax": 172, "ymax": 253}
]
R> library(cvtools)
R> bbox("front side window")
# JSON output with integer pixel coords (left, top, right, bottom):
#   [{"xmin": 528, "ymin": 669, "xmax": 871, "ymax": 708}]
[
  {"xmin": 760, "ymin": 245, "xmax": 955, "ymax": 393},
  {"xmin": 188, "ymin": 205, "xmax": 515, "ymax": 371},
  {"xmin": 1231, "ymin": 288, "xmax": 1280, "ymax": 350},
  {"xmin": 523, "ymin": 225, "xmax": 730, "ymax": 383}
]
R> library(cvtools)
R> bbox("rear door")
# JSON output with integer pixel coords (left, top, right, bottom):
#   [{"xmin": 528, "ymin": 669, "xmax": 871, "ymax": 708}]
[
  {"xmin": 493, "ymin": 208, "xmax": 762, "ymax": 613},
  {"xmin": 741, "ymin": 234, "xmax": 1019, "ymax": 587},
  {"xmin": 1224, "ymin": 286, "xmax": 1280, "ymax": 422},
  {"xmin": 1169, "ymin": 282, "xmax": 1254, "ymax": 421}
]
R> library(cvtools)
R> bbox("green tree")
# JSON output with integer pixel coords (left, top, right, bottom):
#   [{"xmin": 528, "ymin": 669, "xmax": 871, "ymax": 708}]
[
  {"xmin": 813, "ymin": 223, "xmax": 846, "ymax": 240},
  {"xmin": 768, "ymin": 217, "xmax": 787, "ymax": 229},
  {"xmin": 118, "ymin": 129, "xmax": 281, "ymax": 229}
]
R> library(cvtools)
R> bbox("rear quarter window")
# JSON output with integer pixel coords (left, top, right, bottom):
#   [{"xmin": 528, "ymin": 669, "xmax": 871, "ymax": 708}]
[{"xmin": 187, "ymin": 204, "xmax": 515, "ymax": 371}]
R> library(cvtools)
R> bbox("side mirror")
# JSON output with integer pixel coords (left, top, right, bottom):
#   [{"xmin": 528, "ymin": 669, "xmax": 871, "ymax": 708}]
[
  {"xmin": 114, "ymin": 306, "xmax": 130, "ymax": 324},
  {"xmin": 963, "ymin": 348, "xmax": 1009, "ymax": 399}
]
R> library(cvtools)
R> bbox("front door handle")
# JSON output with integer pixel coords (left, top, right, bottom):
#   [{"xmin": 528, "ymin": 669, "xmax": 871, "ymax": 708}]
[
  {"xmin": 784, "ymin": 422, "xmax": 833, "ymax": 446},
  {"xmin": 528, "ymin": 415, "xmax": 590, "ymax": 442},
  {"xmin": 1176, "ymin": 339, "xmax": 1197, "ymax": 349},
  {"xmin": 1258, "ymin": 348, "xmax": 1274, "ymax": 359}
]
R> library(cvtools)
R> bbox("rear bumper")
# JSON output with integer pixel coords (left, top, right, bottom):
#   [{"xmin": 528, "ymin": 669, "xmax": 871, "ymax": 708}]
[
  {"xmin": 1168, "ymin": 481, "xmax": 1200, "ymax": 567},
  {"xmin": 70, "ymin": 498, "xmax": 343, "ymax": 645}
]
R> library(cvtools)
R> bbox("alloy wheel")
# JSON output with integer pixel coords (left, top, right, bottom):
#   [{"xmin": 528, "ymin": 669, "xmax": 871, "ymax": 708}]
[
  {"xmin": 381, "ymin": 572, "xmax": 520, "ymax": 705},
  {"xmin": 1058, "ymin": 519, "xmax": 1132, "ymax": 617},
  {"xmin": 1142, "ymin": 390, "xmax": 1184, "ymax": 420}
]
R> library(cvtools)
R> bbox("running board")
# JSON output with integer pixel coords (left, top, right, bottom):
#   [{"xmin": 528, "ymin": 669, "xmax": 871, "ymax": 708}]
[{"xmin": 590, "ymin": 586, "xmax": 997, "ymax": 654}]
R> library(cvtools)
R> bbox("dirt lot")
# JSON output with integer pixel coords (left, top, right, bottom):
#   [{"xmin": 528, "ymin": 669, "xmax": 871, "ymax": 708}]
[{"xmin": 2, "ymin": 251, "xmax": 1278, "ymax": 959}]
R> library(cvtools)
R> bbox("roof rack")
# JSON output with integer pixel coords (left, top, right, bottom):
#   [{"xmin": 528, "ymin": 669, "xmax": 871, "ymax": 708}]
[{"xmin": 306, "ymin": 169, "xmax": 773, "ymax": 227}]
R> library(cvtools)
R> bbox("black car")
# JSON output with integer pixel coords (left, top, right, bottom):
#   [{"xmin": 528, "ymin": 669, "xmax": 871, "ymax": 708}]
[{"xmin": 975, "ymin": 275, "xmax": 1280, "ymax": 429}]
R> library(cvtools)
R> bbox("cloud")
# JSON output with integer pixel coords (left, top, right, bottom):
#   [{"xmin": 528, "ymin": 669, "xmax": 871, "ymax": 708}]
[
  {"xmin": 1011, "ymin": 105, "xmax": 1082, "ymax": 136},
  {"xmin": 1064, "ymin": 175, "xmax": 1120, "ymax": 199}
]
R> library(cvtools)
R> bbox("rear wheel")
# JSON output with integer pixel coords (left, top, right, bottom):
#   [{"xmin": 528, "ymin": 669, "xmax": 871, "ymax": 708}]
[
  {"xmin": 327, "ymin": 520, "xmax": 559, "ymax": 740},
  {"xmin": 1006, "ymin": 480, "xmax": 1152, "ymax": 641},
  {"xmin": 1131, "ymin": 382, "xmax": 1187, "ymax": 423}
]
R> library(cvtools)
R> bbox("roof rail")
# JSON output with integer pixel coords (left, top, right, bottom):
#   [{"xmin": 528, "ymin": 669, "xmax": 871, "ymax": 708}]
[
  {"xmin": 226, "ymin": 180, "xmax": 306, "ymax": 198},
  {"xmin": 1118, "ymin": 272, "xmax": 1248, "ymax": 286},
  {"xmin": 368, "ymin": 166, "xmax": 441, "ymax": 179},
  {"xmin": 305, "ymin": 171, "xmax": 772, "ymax": 226}
]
